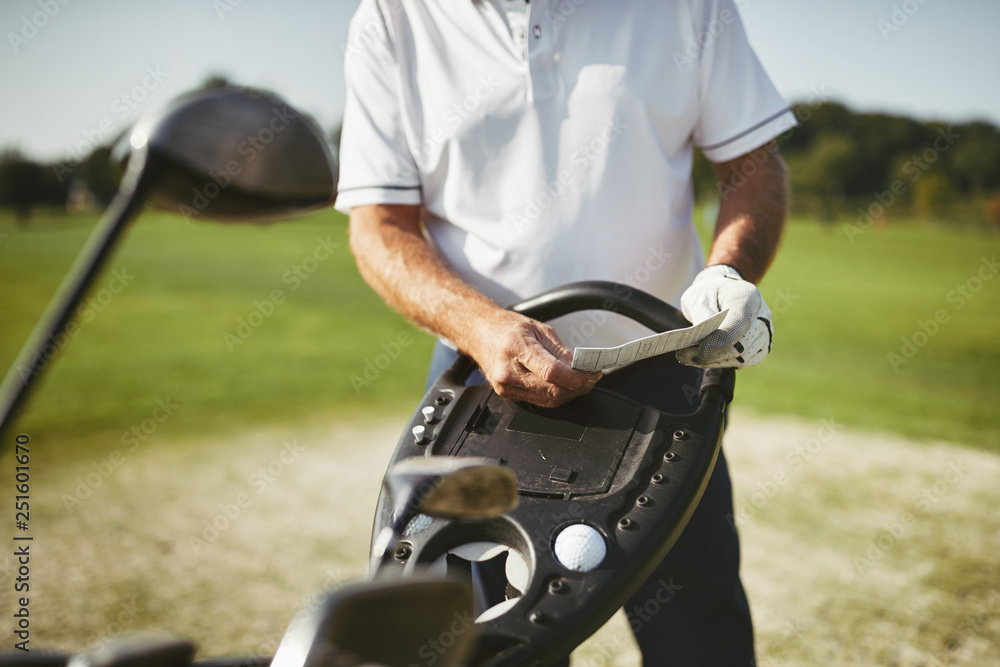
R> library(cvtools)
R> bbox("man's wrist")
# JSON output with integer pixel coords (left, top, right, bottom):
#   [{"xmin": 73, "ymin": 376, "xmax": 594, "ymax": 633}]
[
  {"xmin": 698, "ymin": 264, "xmax": 743, "ymax": 281},
  {"xmin": 448, "ymin": 300, "xmax": 509, "ymax": 361}
]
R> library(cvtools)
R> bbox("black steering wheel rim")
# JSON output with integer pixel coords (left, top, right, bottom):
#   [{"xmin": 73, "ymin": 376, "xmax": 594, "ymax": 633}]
[{"xmin": 445, "ymin": 280, "xmax": 734, "ymax": 401}]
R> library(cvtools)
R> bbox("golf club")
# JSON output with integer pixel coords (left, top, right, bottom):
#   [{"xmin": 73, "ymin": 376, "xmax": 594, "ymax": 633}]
[
  {"xmin": 270, "ymin": 577, "xmax": 476, "ymax": 667},
  {"xmin": 0, "ymin": 88, "xmax": 337, "ymax": 443},
  {"xmin": 66, "ymin": 636, "xmax": 195, "ymax": 667},
  {"xmin": 373, "ymin": 457, "xmax": 519, "ymax": 571}
]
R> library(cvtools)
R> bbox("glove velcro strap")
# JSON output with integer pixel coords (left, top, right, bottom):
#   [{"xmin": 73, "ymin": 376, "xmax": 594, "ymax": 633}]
[{"xmin": 696, "ymin": 264, "xmax": 743, "ymax": 282}]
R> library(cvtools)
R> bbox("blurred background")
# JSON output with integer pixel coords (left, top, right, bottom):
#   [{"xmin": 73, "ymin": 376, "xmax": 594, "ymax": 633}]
[{"xmin": 1, "ymin": 1, "xmax": 998, "ymax": 665}]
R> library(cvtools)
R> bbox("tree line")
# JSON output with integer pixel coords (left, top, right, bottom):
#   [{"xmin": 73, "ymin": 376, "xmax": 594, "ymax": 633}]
[
  {"xmin": 693, "ymin": 101, "xmax": 1000, "ymax": 226},
  {"xmin": 2, "ymin": 97, "xmax": 998, "ymax": 227},
  {"xmin": 0, "ymin": 76, "xmax": 340, "ymax": 224}
]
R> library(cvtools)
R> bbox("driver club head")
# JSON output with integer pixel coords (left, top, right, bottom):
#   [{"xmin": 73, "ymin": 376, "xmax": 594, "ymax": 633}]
[
  {"xmin": 127, "ymin": 87, "xmax": 337, "ymax": 223},
  {"xmin": 0, "ymin": 86, "xmax": 339, "ymax": 439}
]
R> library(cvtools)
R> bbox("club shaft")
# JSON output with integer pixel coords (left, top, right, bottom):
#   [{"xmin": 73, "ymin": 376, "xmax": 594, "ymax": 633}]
[{"xmin": 0, "ymin": 160, "xmax": 153, "ymax": 440}]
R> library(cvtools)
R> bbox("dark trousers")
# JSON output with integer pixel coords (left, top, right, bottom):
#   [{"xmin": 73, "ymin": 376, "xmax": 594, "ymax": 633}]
[{"xmin": 425, "ymin": 342, "xmax": 756, "ymax": 666}]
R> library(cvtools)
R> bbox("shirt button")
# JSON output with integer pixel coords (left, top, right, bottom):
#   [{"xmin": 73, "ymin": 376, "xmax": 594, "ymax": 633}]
[{"xmin": 533, "ymin": 25, "xmax": 541, "ymax": 38}]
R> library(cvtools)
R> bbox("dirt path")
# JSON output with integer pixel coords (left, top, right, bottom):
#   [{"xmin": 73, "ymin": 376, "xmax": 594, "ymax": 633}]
[{"xmin": 5, "ymin": 411, "xmax": 999, "ymax": 665}]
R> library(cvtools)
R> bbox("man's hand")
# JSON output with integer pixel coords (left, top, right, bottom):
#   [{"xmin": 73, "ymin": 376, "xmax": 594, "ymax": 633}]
[
  {"xmin": 677, "ymin": 265, "xmax": 773, "ymax": 369},
  {"xmin": 348, "ymin": 204, "xmax": 600, "ymax": 409},
  {"xmin": 465, "ymin": 310, "xmax": 603, "ymax": 408},
  {"xmin": 677, "ymin": 143, "xmax": 788, "ymax": 368}
]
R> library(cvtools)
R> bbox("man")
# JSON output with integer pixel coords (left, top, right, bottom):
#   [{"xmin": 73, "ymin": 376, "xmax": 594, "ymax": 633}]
[{"xmin": 337, "ymin": 0, "xmax": 793, "ymax": 663}]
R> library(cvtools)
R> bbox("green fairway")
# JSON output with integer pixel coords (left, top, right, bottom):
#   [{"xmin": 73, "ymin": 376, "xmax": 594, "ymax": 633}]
[
  {"xmin": 0, "ymin": 209, "xmax": 436, "ymax": 453},
  {"xmin": 746, "ymin": 218, "xmax": 1000, "ymax": 451},
  {"xmin": 1, "ymin": 209, "xmax": 998, "ymax": 452}
]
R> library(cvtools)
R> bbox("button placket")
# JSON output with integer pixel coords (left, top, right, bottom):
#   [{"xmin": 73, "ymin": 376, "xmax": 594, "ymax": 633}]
[{"xmin": 525, "ymin": 0, "xmax": 558, "ymax": 99}]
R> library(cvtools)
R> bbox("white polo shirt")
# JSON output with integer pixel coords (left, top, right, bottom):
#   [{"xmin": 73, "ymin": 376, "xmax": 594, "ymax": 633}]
[{"xmin": 336, "ymin": 0, "xmax": 796, "ymax": 348}]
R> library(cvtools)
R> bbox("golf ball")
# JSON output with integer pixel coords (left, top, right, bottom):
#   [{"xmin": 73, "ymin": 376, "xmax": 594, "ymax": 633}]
[{"xmin": 553, "ymin": 524, "xmax": 606, "ymax": 572}]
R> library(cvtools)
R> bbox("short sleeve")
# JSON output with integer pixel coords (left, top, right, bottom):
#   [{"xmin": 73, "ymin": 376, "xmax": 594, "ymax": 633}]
[
  {"xmin": 335, "ymin": 0, "xmax": 421, "ymax": 213},
  {"xmin": 692, "ymin": 0, "xmax": 797, "ymax": 163}
]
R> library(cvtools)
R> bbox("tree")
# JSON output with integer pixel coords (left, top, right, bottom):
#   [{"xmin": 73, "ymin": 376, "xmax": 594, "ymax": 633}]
[
  {"xmin": 913, "ymin": 173, "xmax": 954, "ymax": 218},
  {"xmin": 786, "ymin": 134, "xmax": 856, "ymax": 217},
  {"xmin": 76, "ymin": 146, "xmax": 119, "ymax": 205},
  {"xmin": 985, "ymin": 194, "xmax": 1000, "ymax": 231},
  {"xmin": 0, "ymin": 151, "xmax": 44, "ymax": 224},
  {"xmin": 947, "ymin": 122, "xmax": 1000, "ymax": 197},
  {"xmin": 199, "ymin": 74, "xmax": 234, "ymax": 91}
]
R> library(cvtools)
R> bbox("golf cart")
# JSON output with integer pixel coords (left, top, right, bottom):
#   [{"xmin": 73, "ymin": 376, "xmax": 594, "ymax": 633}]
[{"xmin": 0, "ymin": 89, "xmax": 734, "ymax": 667}]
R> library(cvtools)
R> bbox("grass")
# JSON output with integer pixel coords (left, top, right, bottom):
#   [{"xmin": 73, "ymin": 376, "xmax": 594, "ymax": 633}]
[
  {"xmin": 11, "ymin": 411, "xmax": 1000, "ymax": 665},
  {"xmin": 2, "ymin": 208, "xmax": 999, "ymax": 665},
  {"xmin": 1, "ymin": 209, "xmax": 999, "ymax": 451},
  {"xmin": 744, "ymin": 218, "xmax": 1000, "ymax": 450},
  {"xmin": 0, "ymin": 209, "xmax": 435, "ymax": 453}
]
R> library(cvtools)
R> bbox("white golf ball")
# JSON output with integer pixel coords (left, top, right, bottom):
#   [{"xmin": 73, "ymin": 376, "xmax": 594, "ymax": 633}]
[{"xmin": 553, "ymin": 524, "xmax": 606, "ymax": 572}]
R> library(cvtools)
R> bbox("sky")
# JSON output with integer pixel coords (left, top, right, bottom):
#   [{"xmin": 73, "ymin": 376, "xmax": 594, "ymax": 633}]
[{"xmin": 1, "ymin": 0, "xmax": 998, "ymax": 163}]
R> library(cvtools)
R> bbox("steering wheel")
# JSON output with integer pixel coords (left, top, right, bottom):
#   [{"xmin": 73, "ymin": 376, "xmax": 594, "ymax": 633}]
[{"xmin": 369, "ymin": 281, "xmax": 735, "ymax": 667}]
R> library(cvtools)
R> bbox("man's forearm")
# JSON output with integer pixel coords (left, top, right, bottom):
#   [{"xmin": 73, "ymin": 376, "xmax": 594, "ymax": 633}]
[
  {"xmin": 349, "ymin": 203, "xmax": 601, "ymax": 407},
  {"xmin": 348, "ymin": 204, "xmax": 511, "ymax": 356},
  {"xmin": 707, "ymin": 145, "xmax": 789, "ymax": 284}
]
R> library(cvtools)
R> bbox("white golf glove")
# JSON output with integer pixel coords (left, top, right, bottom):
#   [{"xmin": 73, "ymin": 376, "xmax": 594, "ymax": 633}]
[{"xmin": 676, "ymin": 265, "xmax": 773, "ymax": 369}]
